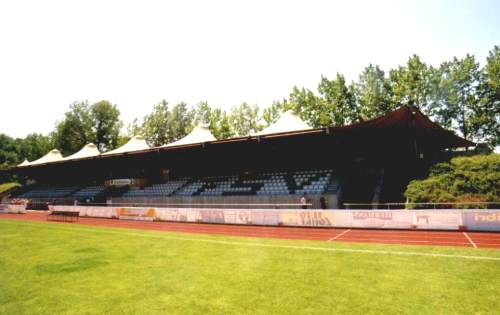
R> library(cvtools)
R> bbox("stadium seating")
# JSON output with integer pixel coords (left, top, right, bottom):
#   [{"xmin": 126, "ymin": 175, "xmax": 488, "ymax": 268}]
[
  {"xmin": 293, "ymin": 169, "xmax": 333, "ymax": 195},
  {"xmin": 175, "ymin": 181, "xmax": 204, "ymax": 196},
  {"xmin": 122, "ymin": 180, "xmax": 187, "ymax": 197},
  {"xmin": 72, "ymin": 185, "xmax": 106, "ymax": 199},
  {"xmin": 18, "ymin": 168, "xmax": 340, "ymax": 203},
  {"xmin": 19, "ymin": 186, "xmax": 80, "ymax": 199}
]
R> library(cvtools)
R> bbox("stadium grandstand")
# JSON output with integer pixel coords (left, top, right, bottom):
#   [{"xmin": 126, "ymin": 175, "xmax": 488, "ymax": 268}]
[{"xmin": 4, "ymin": 106, "xmax": 474, "ymax": 210}]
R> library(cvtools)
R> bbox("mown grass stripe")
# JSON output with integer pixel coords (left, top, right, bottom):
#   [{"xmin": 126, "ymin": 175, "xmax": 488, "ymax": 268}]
[{"xmin": 2, "ymin": 218, "xmax": 499, "ymax": 261}]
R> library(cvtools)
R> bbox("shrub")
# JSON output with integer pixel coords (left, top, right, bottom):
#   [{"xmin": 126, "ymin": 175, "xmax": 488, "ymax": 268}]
[{"xmin": 405, "ymin": 154, "xmax": 499, "ymax": 207}]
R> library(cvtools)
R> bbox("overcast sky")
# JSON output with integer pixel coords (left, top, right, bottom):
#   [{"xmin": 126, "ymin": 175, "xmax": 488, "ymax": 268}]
[{"xmin": 0, "ymin": 0, "xmax": 499, "ymax": 138}]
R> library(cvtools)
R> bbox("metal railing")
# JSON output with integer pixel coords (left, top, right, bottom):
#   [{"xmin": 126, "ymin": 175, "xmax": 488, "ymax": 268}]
[
  {"xmin": 344, "ymin": 201, "xmax": 500, "ymax": 210},
  {"xmin": 78, "ymin": 201, "xmax": 313, "ymax": 209}
]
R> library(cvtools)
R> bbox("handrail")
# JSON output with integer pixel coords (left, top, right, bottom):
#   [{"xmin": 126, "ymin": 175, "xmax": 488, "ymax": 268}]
[
  {"xmin": 76, "ymin": 202, "xmax": 312, "ymax": 207},
  {"xmin": 344, "ymin": 201, "xmax": 500, "ymax": 209}
]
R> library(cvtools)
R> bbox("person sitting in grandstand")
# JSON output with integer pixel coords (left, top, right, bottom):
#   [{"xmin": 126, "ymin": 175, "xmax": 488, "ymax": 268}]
[{"xmin": 320, "ymin": 196, "xmax": 327, "ymax": 209}]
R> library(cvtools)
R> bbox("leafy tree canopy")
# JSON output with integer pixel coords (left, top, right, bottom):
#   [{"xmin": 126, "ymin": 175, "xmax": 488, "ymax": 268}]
[{"xmin": 405, "ymin": 154, "xmax": 500, "ymax": 205}]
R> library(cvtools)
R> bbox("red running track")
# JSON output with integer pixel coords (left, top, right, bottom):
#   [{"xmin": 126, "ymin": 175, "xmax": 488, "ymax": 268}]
[{"xmin": 1, "ymin": 212, "xmax": 500, "ymax": 249}]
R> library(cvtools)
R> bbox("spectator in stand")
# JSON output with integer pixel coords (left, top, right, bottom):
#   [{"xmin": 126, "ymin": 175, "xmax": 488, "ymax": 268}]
[
  {"xmin": 300, "ymin": 193, "xmax": 308, "ymax": 209},
  {"xmin": 320, "ymin": 195, "xmax": 327, "ymax": 209}
]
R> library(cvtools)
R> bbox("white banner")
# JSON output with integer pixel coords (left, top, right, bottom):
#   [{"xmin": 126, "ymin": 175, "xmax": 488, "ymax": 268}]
[
  {"xmin": 411, "ymin": 210, "xmax": 463, "ymax": 230},
  {"xmin": 350, "ymin": 211, "xmax": 414, "ymax": 229},
  {"xmin": 462, "ymin": 210, "xmax": 500, "ymax": 231},
  {"xmin": 51, "ymin": 205, "xmax": 117, "ymax": 218},
  {"xmin": 44, "ymin": 206, "xmax": 500, "ymax": 231},
  {"xmin": 0, "ymin": 204, "xmax": 27, "ymax": 213}
]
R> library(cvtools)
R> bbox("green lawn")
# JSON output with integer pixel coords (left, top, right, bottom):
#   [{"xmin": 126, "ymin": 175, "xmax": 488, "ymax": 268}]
[
  {"xmin": 0, "ymin": 182, "xmax": 20, "ymax": 195},
  {"xmin": 0, "ymin": 219, "xmax": 499, "ymax": 315}
]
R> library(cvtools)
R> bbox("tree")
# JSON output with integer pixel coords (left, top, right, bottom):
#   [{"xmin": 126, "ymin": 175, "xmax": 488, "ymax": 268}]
[
  {"xmin": 389, "ymin": 55, "xmax": 434, "ymax": 114},
  {"xmin": 17, "ymin": 133, "xmax": 51, "ymax": 162},
  {"xmin": 217, "ymin": 111, "xmax": 235, "ymax": 139},
  {"xmin": 168, "ymin": 102, "xmax": 194, "ymax": 142},
  {"xmin": 142, "ymin": 100, "xmax": 170, "ymax": 146},
  {"xmin": 288, "ymin": 87, "xmax": 324, "ymax": 127},
  {"xmin": 126, "ymin": 118, "xmax": 143, "ymax": 138},
  {"xmin": 52, "ymin": 101, "xmax": 94, "ymax": 156},
  {"xmin": 477, "ymin": 46, "xmax": 500, "ymax": 147},
  {"xmin": 90, "ymin": 100, "xmax": 122, "ymax": 152},
  {"xmin": 193, "ymin": 101, "xmax": 212, "ymax": 125},
  {"xmin": 0, "ymin": 134, "xmax": 20, "ymax": 169},
  {"xmin": 405, "ymin": 154, "xmax": 500, "ymax": 205},
  {"xmin": 262, "ymin": 100, "xmax": 285, "ymax": 127},
  {"xmin": 355, "ymin": 64, "xmax": 394, "ymax": 120},
  {"xmin": 208, "ymin": 108, "xmax": 235, "ymax": 140},
  {"xmin": 229, "ymin": 103, "xmax": 262, "ymax": 136},
  {"xmin": 317, "ymin": 74, "xmax": 359, "ymax": 126},
  {"xmin": 438, "ymin": 55, "xmax": 482, "ymax": 142},
  {"xmin": 208, "ymin": 107, "xmax": 222, "ymax": 139}
]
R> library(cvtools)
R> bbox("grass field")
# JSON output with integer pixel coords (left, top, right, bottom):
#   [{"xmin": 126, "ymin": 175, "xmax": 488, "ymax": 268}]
[
  {"xmin": 0, "ymin": 182, "xmax": 20, "ymax": 195},
  {"xmin": 0, "ymin": 219, "xmax": 499, "ymax": 315}
]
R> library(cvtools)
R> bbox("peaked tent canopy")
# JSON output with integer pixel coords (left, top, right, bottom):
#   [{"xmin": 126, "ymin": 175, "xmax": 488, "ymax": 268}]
[
  {"xmin": 102, "ymin": 136, "xmax": 150, "ymax": 155},
  {"xmin": 17, "ymin": 159, "xmax": 31, "ymax": 167},
  {"xmin": 63, "ymin": 143, "xmax": 101, "ymax": 160},
  {"xmin": 255, "ymin": 110, "xmax": 312, "ymax": 136},
  {"xmin": 28, "ymin": 149, "xmax": 64, "ymax": 166},
  {"xmin": 164, "ymin": 124, "xmax": 216, "ymax": 147}
]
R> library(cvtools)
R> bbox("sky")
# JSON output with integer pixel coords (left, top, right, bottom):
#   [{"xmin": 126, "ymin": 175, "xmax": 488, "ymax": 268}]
[{"xmin": 0, "ymin": 0, "xmax": 499, "ymax": 138}]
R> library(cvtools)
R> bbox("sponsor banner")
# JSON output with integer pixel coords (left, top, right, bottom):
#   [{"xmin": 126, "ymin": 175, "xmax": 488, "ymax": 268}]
[
  {"xmin": 350, "ymin": 211, "xmax": 413, "ymax": 229},
  {"xmin": 0, "ymin": 204, "xmax": 26, "ymax": 213},
  {"xmin": 156, "ymin": 209, "xmax": 192, "ymax": 222},
  {"xmin": 8, "ymin": 204, "xmax": 27, "ymax": 213},
  {"xmin": 412, "ymin": 211, "xmax": 462, "ymax": 230},
  {"xmin": 42, "ymin": 207, "xmax": 500, "ymax": 231},
  {"xmin": 0, "ymin": 204, "xmax": 8, "ymax": 213},
  {"xmin": 295, "ymin": 211, "xmax": 334, "ymax": 227},
  {"xmin": 223, "ymin": 210, "xmax": 252, "ymax": 225},
  {"xmin": 199, "ymin": 210, "xmax": 225, "ymax": 224},
  {"xmin": 251, "ymin": 211, "xmax": 281, "ymax": 226},
  {"xmin": 260, "ymin": 210, "xmax": 335, "ymax": 227},
  {"xmin": 118, "ymin": 207, "xmax": 156, "ymax": 220},
  {"xmin": 52, "ymin": 206, "xmax": 116, "ymax": 218},
  {"xmin": 462, "ymin": 211, "xmax": 500, "ymax": 231},
  {"xmin": 332, "ymin": 211, "xmax": 352, "ymax": 227},
  {"xmin": 110, "ymin": 179, "xmax": 132, "ymax": 186}
]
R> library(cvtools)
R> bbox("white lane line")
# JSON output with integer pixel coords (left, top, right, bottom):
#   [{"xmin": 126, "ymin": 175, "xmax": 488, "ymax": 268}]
[
  {"xmin": 463, "ymin": 232, "xmax": 478, "ymax": 248},
  {"xmin": 328, "ymin": 229, "xmax": 351, "ymax": 241}
]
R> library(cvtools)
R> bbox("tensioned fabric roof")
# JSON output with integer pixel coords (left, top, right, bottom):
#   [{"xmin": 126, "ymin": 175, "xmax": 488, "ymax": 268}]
[
  {"xmin": 102, "ymin": 136, "xmax": 150, "ymax": 156},
  {"xmin": 17, "ymin": 159, "xmax": 31, "ymax": 167},
  {"xmin": 334, "ymin": 105, "xmax": 475, "ymax": 148},
  {"xmin": 28, "ymin": 149, "xmax": 64, "ymax": 166},
  {"xmin": 254, "ymin": 110, "xmax": 311, "ymax": 136},
  {"xmin": 13, "ymin": 106, "xmax": 474, "ymax": 170},
  {"xmin": 63, "ymin": 143, "xmax": 100, "ymax": 160},
  {"xmin": 163, "ymin": 124, "xmax": 216, "ymax": 147}
]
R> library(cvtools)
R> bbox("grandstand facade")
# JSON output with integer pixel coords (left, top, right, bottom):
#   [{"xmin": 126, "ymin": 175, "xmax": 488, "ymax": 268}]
[{"xmin": 6, "ymin": 106, "xmax": 474, "ymax": 209}]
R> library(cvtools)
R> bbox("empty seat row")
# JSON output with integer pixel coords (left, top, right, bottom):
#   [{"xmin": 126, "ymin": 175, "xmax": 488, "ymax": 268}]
[
  {"xmin": 72, "ymin": 185, "xmax": 106, "ymax": 198},
  {"xmin": 20, "ymin": 186, "xmax": 80, "ymax": 198}
]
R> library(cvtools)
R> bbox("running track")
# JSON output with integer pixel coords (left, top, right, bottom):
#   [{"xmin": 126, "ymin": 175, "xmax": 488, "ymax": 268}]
[{"xmin": 1, "ymin": 212, "xmax": 500, "ymax": 249}]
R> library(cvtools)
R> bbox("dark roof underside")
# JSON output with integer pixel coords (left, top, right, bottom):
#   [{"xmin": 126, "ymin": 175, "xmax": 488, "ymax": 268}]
[{"xmin": 12, "ymin": 106, "xmax": 474, "ymax": 173}]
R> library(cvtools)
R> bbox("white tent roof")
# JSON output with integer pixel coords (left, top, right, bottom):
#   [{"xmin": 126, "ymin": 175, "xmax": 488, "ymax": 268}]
[
  {"xmin": 64, "ymin": 143, "xmax": 100, "ymax": 160},
  {"xmin": 254, "ymin": 110, "xmax": 312, "ymax": 136},
  {"xmin": 29, "ymin": 149, "xmax": 64, "ymax": 165},
  {"xmin": 17, "ymin": 159, "xmax": 31, "ymax": 167},
  {"xmin": 164, "ymin": 125, "xmax": 216, "ymax": 147},
  {"xmin": 102, "ymin": 136, "xmax": 150, "ymax": 155}
]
